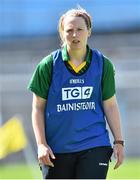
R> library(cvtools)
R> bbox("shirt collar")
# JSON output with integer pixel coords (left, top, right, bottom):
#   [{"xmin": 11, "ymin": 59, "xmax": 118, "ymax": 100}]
[{"xmin": 61, "ymin": 45, "xmax": 91, "ymax": 63}]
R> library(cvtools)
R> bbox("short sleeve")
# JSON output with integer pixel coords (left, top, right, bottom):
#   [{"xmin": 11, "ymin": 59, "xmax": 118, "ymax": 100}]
[
  {"xmin": 27, "ymin": 54, "xmax": 53, "ymax": 99},
  {"xmin": 102, "ymin": 56, "xmax": 116, "ymax": 101}
]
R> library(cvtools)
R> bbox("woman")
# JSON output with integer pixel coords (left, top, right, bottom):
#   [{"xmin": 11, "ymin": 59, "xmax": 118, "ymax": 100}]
[{"xmin": 28, "ymin": 7, "xmax": 124, "ymax": 179}]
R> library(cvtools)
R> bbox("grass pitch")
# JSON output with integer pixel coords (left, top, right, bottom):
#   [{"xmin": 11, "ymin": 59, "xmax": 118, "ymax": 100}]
[
  {"xmin": 0, "ymin": 158, "xmax": 140, "ymax": 179},
  {"xmin": 108, "ymin": 158, "xmax": 140, "ymax": 179}
]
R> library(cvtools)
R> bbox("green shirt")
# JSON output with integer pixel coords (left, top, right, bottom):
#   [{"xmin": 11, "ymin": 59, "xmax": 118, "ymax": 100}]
[{"xmin": 28, "ymin": 46, "xmax": 116, "ymax": 101}]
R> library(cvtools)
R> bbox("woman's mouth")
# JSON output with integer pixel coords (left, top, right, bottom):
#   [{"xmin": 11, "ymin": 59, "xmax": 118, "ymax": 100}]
[{"xmin": 72, "ymin": 39, "xmax": 80, "ymax": 44}]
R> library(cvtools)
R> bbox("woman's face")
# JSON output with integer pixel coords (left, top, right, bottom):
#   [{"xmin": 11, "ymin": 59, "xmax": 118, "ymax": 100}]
[{"xmin": 62, "ymin": 16, "xmax": 91, "ymax": 50}]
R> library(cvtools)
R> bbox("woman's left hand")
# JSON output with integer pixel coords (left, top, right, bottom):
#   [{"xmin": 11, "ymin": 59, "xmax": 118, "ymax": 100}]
[{"xmin": 113, "ymin": 144, "xmax": 124, "ymax": 169}]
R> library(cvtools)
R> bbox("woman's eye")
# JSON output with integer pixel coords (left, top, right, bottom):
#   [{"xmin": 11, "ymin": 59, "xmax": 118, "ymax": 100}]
[
  {"xmin": 66, "ymin": 29, "xmax": 72, "ymax": 33},
  {"xmin": 77, "ymin": 28, "xmax": 82, "ymax": 31}
]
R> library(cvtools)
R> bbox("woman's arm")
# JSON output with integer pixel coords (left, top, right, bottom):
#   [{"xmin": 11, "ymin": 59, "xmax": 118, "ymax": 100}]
[
  {"xmin": 103, "ymin": 95, "xmax": 124, "ymax": 169},
  {"xmin": 32, "ymin": 93, "xmax": 55, "ymax": 167}
]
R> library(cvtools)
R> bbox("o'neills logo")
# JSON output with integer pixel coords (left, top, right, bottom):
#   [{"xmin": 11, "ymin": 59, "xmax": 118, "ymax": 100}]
[
  {"xmin": 56, "ymin": 86, "xmax": 95, "ymax": 112},
  {"xmin": 62, "ymin": 86, "xmax": 93, "ymax": 100}
]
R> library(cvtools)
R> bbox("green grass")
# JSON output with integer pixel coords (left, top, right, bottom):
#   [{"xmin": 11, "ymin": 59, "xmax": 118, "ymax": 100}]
[
  {"xmin": 107, "ymin": 158, "xmax": 140, "ymax": 179},
  {"xmin": 0, "ymin": 164, "xmax": 42, "ymax": 179},
  {"xmin": 0, "ymin": 158, "xmax": 140, "ymax": 179}
]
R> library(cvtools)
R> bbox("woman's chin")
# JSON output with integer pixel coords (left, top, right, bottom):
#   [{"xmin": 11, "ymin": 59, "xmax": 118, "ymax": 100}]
[{"xmin": 69, "ymin": 44, "xmax": 84, "ymax": 50}]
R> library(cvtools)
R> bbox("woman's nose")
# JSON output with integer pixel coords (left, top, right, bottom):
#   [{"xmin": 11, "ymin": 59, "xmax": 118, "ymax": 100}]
[{"xmin": 72, "ymin": 31, "xmax": 77, "ymax": 37}]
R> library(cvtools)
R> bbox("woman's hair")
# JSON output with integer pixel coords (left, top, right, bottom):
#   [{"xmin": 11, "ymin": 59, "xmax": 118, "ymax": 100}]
[{"xmin": 58, "ymin": 7, "xmax": 92, "ymax": 45}]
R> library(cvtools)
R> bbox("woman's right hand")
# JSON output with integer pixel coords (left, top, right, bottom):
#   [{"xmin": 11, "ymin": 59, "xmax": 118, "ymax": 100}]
[{"xmin": 38, "ymin": 144, "xmax": 56, "ymax": 167}]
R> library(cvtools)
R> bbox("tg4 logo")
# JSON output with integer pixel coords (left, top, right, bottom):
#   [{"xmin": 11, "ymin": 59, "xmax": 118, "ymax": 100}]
[{"xmin": 62, "ymin": 86, "xmax": 93, "ymax": 101}]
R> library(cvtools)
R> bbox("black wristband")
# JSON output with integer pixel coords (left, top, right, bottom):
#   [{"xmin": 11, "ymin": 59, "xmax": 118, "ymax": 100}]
[{"xmin": 113, "ymin": 140, "xmax": 124, "ymax": 146}]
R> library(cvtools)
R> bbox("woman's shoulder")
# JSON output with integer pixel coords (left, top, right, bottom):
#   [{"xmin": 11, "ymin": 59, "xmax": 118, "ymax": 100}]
[
  {"xmin": 102, "ymin": 55, "xmax": 115, "ymax": 80},
  {"xmin": 91, "ymin": 48, "xmax": 114, "ymax": 71},
  {"xmin": 39, "ymin": 53, "xmax": 53, "ymax": 67},
  {"xmin": 39, "ymin": 49, "xmax": 62, "ymax": 67},
  {"xmin": 103, "ymin": 55, "xmax": 114, "ymax": 71}
]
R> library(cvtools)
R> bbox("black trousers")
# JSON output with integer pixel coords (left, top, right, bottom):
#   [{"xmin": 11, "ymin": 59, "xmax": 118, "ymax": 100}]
[{"xmin": 40, "ymin": 146, "xmax": 113, "ymax": 179}]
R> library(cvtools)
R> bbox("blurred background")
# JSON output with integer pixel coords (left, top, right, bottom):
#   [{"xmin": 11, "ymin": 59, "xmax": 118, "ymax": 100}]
[{"xmin": 0, "ymin": 0, "xmax": 140, "ymax": 179}]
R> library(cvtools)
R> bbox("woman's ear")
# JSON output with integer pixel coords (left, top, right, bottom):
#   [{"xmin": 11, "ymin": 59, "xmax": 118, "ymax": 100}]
[{"xmin": 88, "ymin": 28, "xmax": 92, "ymax": 37}]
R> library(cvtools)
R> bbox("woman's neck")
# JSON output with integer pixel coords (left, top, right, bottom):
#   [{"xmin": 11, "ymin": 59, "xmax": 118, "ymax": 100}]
[{"xmin": 67, "ymin": 46, "xmax": 87, "ymax": 63}]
